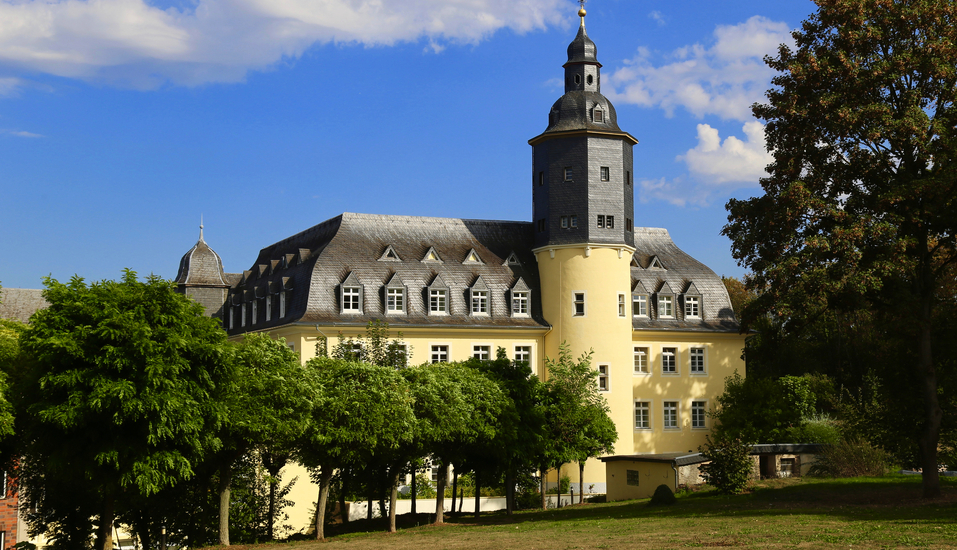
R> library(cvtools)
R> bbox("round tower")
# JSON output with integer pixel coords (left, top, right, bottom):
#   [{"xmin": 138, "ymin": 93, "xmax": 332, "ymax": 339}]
[{"xmin": 532, "ymin": 8, "xmax": 637, "ymax": 485}]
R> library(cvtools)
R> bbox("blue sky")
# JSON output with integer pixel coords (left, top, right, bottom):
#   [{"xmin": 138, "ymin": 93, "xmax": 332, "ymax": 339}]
[{"xmin": 0, "ymin": 0, "xmax": 817, "ymax": 289}]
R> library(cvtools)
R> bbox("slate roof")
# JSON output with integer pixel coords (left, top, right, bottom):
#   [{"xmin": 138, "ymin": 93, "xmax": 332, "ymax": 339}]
[
  {"xmin": 0, "ymin": 288, "xmax": 48, "ymax": 323},
  {"xmin": 226, "ymin": 213, "xmax": 548, "ymax": 333},
  {"xmin": 175, "ymin": 229, "xmax": 230, "ymax": 287},
  {"xmin": 225, "ymin": 213, "xmax": 740, "ymax": 335},
  {"xmin": 631, "ymin": 228, "xmax": 739, "ymax": 333}
]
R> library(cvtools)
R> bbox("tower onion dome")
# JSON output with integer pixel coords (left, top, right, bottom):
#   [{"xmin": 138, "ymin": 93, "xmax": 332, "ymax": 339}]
[
  {"xmin": 175, "ymin": 224, "xmax": 228, "ymax": 286},
  {"xmin": 529, "ymin": 9, "xmax": 636, "ymax": 145}
]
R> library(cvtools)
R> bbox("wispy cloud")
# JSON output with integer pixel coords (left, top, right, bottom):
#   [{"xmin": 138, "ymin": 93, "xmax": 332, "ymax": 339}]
[
  {"xmin": 1, "ymin": 129, "xmax": 44, "ymax": 138},
  {"xmin": 0, "ymin": 0, "xmax": 568, "ymax": 89},
  {"xmin": 605, "ymin": 16, "xmax": 792, "ymax": 121},
  {"xmin": 648, "ymin": 11, "xmax": 666, "ymax": 27}
]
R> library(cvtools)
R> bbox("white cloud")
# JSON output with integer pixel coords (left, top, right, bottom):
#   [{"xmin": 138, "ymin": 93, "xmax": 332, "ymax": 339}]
[
  {"xmin": 0, "ymin": 77, "xmax": 26, "ymax": 96},
  {"xmin": 1, "ymin": 128, "xmax": 44, "ymax": 137},
  {"xmin": 605, "ymin": 16, "xmax": 792, "ymax": 121},
  {"xmin": 0, "ymin": 0, "xmax": 567, "ymax": 88},
  {"xmin": 677, "ymin": 121, "xmax": 771, "ymax": 186},
  {"xmin": 648, "ymin": 11, "xmax": 665, "ymax": 26}
]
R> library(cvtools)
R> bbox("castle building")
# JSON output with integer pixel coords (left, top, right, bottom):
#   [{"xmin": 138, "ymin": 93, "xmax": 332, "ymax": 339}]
[{"xmin": 175, "ymin": 8, "xmax": 745, "ymax": 503}]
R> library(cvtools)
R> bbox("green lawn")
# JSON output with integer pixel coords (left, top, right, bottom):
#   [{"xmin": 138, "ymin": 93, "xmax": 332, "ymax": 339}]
[{"xmin": 213, "ymin": 474, "xmax": 957, "ymax": 549}]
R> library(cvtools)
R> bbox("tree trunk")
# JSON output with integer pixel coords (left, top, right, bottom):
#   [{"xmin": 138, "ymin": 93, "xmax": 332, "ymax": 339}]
[
  {"xmin": 410, "ymin": 466, "xmax": 417, "ymax": 515},
  {"xmin": 219, "ymin": 460, "xmax": 233, "ymax": 546},
  {"xmin": 434, "ymin": 462, "xmax": 448, "ymax": 524},
  {"xmin": 459, "ymin": 487, "xmax": 463, "ymax": 513},
  {"xmin": 505, "ymin": 468, "xmax": 514, "ymax": 515},
  {"xmin": 473, "ymin": 468, "xmax": 481, "ymax": 518},
  {"xmin": 579, "ymin": 461, "xmax": 585, "ymax": 504},
  {"xmin": 314, "ymin": 467, "xmax": 334, "ymax": 540},
  {"xmin": 556, "ymin": 463, "xmax": 562, "ymax": 508},
  {"xmin": 263, "ymin": 451, "xmax": 287, "ymax": 540},
  {"xmin": 388, "ymin": 472, "xmax": 400, "ymax": 533},
  {"xmin": 367, "ymin": 491, "xmax": 373, "ymax": 520},
  {"xmin": 339, "ymin": 475, "xmax": 349, "ymax": 524},
  {"xmin": 540, "ymin": 467, "xmax": 546, "ymax": 510},
  {"xmin": 917, "ymin": 305, "xmax": 942, "ymax": 498},
  {"xmin": 96, "ymin": 494, "xmax": 115, "ymax": 550},
  {"xmin": 451, "ymin": 470, "xmax": 458, "ymax": 514}
]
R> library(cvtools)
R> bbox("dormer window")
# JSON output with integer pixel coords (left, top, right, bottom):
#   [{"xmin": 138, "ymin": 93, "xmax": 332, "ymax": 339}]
[
  {"xmin": 385, "ymin": 273, "xmax": 407, "ymax": 314},
  {"xmin": 340, "ymin": 273, "xmax": 363, "ymax": 314},
  {"xmin": 511, "ymin": 277, "xmax": 531, "ymax": 318},
  {"xmin": 684, "ymin": 282, "xmax": 702, "ymax": 319},
  {"xmin": 463, "ymin": 249, "xmax": 484, "ymax": 264},
  {"xmin": 658, "ymin": 295, "xmax": 673, "ymax": 318},
  {"xmin": 470, "ymin": 276, "xmax": 489, "ymax": 316},
  {"xmin": 428, "ymin": 275, "xmax": 449, "ymax": 315},
  {"xmin": 594, "ymin": 106, "xmax": 604, "ymax": 123}
]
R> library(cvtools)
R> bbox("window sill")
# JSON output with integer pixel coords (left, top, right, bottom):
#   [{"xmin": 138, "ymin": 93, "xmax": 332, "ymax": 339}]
[
  {"xmin": 690, "ymin": 372, "xmax": 707, "ymax": 376},
  {"xmin": 633, "ymin": 372, "xmax": 651, "ymax": 376},
  {"xmin": 634, "ymin": 428, "xmax": 652, "ymax": 432},
  {"xmin": 661, "ymin": 372, "xmax": 679, "ymax": 376}
]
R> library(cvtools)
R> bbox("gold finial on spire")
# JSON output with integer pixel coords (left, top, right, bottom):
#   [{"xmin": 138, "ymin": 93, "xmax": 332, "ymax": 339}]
[{"xmin": 578, "ymin": 0, "xmax": 586, "ymax": 22}]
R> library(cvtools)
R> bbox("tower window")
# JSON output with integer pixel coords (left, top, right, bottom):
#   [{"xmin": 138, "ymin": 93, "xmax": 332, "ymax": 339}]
[
  {"xmin": 594, "ymin": 107, "xmax": 603, "ymax": 122},
  {"xmin": 570, "ymin": 215, "xmax": 578, "ymax": 228},
  {"xmin": 537, "ymin": 219, "xmax": 546, "ymax": 232},
  {"xmin": 575, "ymin": 74, "xmax": 581, "ymax": 85},
  {"xmin": 626, "ymin": 170, "xmax": 631, "ymax": 185},
  {"xmin": 538, "ymin": 171, "xmax": 544, "ymax": 186},
  {"xmin": 606, "ymin": 215, "xmax": 615, "ymax": 229},
  {"xmin": 597, "ymin": 215, "xmax": 605, "ymax": 228},
  {"xmin": 587, "ymin": 74, "xmax": 594, "ymax": 85},
  {"xmin": 564, "ymin": 167, "xmax": 573, "ymax": 181},
  {"xmin": 600, "ymin": 167, "xmax": 610, "ymax": 181},
  {"xmin": 573, "ymin": 293, "xmax": 586, "ymax": 316},
  {"xmin": 560, "ymin": 216, "xmax": 568, "ymax": 228},
  {"xmin": 626, "ymin": 218, "xmax": 633, "ymax": 231}
]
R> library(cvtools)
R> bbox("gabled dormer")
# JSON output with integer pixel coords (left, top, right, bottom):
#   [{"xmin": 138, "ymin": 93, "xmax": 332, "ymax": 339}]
[
  {"xmin": 510, "ymin": 277, "xmax": 531, "ymax": 318},
  {"xmin": 384, "ymin": 273, "xmax": 407, "ymax": 314},
  {"xmin": 683, "ymin": 282, "xmax": 702, "ymax": 319},
  {"xmin": 427, "ymin": 274, "xmax": 449, "ymax": 315},
  {"xmin": 632, "ymin": 280, "xmax": 649, "ymax": 317},
  {"xmin": 378, "ymin": 245, "xmax": 402, "ymax": 262},
  {"xmin": 340, "ymin": 272, "xmax": 363, "ymax": 315},
  {"xmin": 463, "ymin": 248, "xmax": 484, "ymax": 265},
  {"xmin": 421, "ymin": 246, "xmax": 443, "ymax": 263},
  {"xmin": 503, "ymin": 251, "xmax": 522, "ymax": 266},
  {"xmin": 656, "ymin": 281, "xmax": 675, "ymax": 319}
]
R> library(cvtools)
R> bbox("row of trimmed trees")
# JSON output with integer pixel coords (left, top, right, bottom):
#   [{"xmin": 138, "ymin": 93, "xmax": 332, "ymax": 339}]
[{"xmin": 0, "ymin": 273, "xmax": 615, "ymax": 548}]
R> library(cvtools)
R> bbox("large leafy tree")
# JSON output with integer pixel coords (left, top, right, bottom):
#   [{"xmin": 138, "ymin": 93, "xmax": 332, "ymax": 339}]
[
  {"xmin": 724, "ymin": 0, "xmax": 957, "ymax": 497},
  {"xmin": 17, "ymin": 271, "xmax": 232, "ymax": 549}
]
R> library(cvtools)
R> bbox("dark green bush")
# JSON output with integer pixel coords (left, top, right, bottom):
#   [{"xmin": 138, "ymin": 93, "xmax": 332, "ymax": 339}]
[
  {"xmin": 808, "ymin": 437, "xmax": 892, "ymax": 477},
  {"xmin": 699, "ymin": 433, "xmax": 754, "ymax": 494},
  {"xmin": 648, "ymin": 484, "xmax": 677, "ymax": 506}
]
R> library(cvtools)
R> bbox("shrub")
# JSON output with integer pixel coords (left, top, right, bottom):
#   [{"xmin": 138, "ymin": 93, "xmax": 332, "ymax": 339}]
[
  {"xmin": 808, "ymin": 437, "xmax": 892, "ymax": 477},
  {"xmin": 786, "ymin": 414, "xmax": 842, "ymax": 445},
  {"xmin": 648, "ymin": 484, "xmax": 677, "ymax": 506},
  {"xmin": 699, "ymin": 433, "xmax": 754, "ymax": 494}
]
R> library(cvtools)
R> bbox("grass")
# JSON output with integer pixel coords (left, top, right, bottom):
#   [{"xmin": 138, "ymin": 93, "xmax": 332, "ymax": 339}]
[{"xmin": 207, "ymin": 474, "xmax": 957, "ymax": 549}]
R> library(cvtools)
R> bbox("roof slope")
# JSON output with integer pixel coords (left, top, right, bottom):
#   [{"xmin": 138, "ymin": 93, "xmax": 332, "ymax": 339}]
[{"xmin": 0, "ymin": 288, "xmax": 48, "ymax": 323}]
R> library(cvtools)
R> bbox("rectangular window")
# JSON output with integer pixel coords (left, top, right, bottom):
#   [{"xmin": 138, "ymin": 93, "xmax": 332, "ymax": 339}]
[
  {"xmin": 514, "ymin": 346, "xmax": 531, "ymax": 365},
  {"xmin": 538, "ymin": 171, "xmax": 544, "ymax": 186},
  {"xmin": 251, "ymin": 301, "xmax": 258, "ymax": 325},
  {"xmin": 471, "ymin": 290, "xmax": 488, "ymax": 314},
  {"xmin": 626, "ymin": 469, "xmax": 640, "ymax": 486},
  {"xmin": 512, "ymin": 291, "xmax": 529, "ymax": 316},
  {"xmin": 279, "ymin": 292, "xmax": 287, "ymax": 318},
  {"xmin": 634, "ymin": 346, "xmax": 649, "ymax": 374},
  {"xmin": 658, "ymin": 295, "xmax": 673, "ymax": 318},
  {"xmin": 597, "ymin": 364, "xmax": 609, "ymax": 392},
  {"xmin": 560, "ymin": 216, "xmax": 568, "ymax": 228},
  {"xmin": 594, "ymin": 109, "xmax": 604, "ymax": 123},
  {"xmin": 662, "ymin": 347, "xmax": 677, "ymax": 374},
  {"xmin": 346, "ymin": 343, "xmax": 363, "ymax": 361},
  {"xmin": 387, "ymin": 287, "xmax": 405, "ymax": 312},
  {"xmin": 570, "ymin": 215, "xmax": 578, "ymax": 228},
  {"xmin": 633, "ymin": 295, "xmax": 648, "ymax": 316},
  {"xmin": 618, "ymin": 293, "xmax": 626, "ymax": 317},
  {"xmin": 564, "ymin": 167, "xmax": 573, "ymax": 181},
  {"xmin": 265, "ymin": 295, "xmax": 272, "ymax": 321},
  {"xmin": 685, "ymin": 296, "xmax": 700, "ymax": 318},
  {"xmin": 473, "ymin": 345, "xmax": 491, "ymax": 360},
  {"xmin": 606, "ymin": 215, "xmax": 615, "ymax": 229},
  {"xmin": 229, "ymin": 307, "xmax": 235, "ymax": 330},
  {"xmin": 241, "ymin": 304, "xmax": 246, "ymax": 328},
  {"xmin": 626, "ymin": 170, "xmax": 631, "ymax": 185},
  {"xmin": 663, "ymin": 401, "xmax": 679, "ymax": 429},
  {"xmin": 430, "ymin": 289, "xmax": 447, "ymax": 313},
  {"xmin": 600, "ymin": 166, "xmax": 610, "ymax": 181},
  {"xmin": 537, "ymin": 219, "xmax": 546, "ymax": 232},
  {"xmin": 431, "ymin": 345, "xmax": 448, "ymax": 364},
  {"xmin": 343, "ymin": 287, "xmax": 361, "ymax": 312},
  {"xmin": 690, "ymin": 347, "xmax": 706, "ymax": 374},
  {"xmin": 573, "ymin": 292, "xmax": 585, "ymax": 316},
  {"xmin": 626, "ymin": 218, "xmax": 633, "ymax": 231},
  {"xmin": 635, "ymin": 401, "xmax": 650, "ymax": 430},
  {"xmin": 597, "ymin": 215, "xmax": 605, "ymax": 228},
  {"xmin": 692, "ymin": 401, "xmax": 707, "ymax": 429}
]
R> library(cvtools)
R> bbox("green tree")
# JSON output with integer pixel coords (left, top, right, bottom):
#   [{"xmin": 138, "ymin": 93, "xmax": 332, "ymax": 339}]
[
  {"xmin": 296, "ymin": 358, "xmax": 414, "ymax": 540},
  {"xmin": 723, "ymin": 0, "xmax": 957, "ymax": 497},
  {"xmin": 214, "ymin": 333, "xmax": 314, "ymax": 545},
  {"xmin": 699, "ymin": 432, "xmax": 754, "ymax": 494},
  {"xmin": 16, "ymin": 271, "xmax": 231, "ymax": 550},
  {"xmin": 711, "ymin": 372, "xmax": 819, "ymax": 444}
]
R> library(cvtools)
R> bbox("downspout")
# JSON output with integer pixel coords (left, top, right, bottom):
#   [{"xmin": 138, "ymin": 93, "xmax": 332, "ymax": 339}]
[{"xmin": 671, "ymin": 461, "xmax": 679, "ymax": 492}]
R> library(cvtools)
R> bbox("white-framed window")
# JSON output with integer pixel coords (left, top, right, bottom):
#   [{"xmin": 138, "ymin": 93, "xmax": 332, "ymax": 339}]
[
  {"xmin": 570, "ymin": 215, "xmax": 578, "ymax": 228},
  {"xmin": 560, "ymin": 216, "xmax": 567, "ymax": 228},
  {"xmin": 512, "ymin": 291, "xmax": 529, "ymax": 317},
  {"xmin": 633, "ymin": 294, "xmax": 648, "ymax": 317},
  {"xmin": 663, "ymin": 401, "xmax": 679, "ymax": 430},
  {"xmin": 279, "ymin": 292, "xmax": 287, "ymax": 318},
  {"xmin": 662, "ymin": 347, "xmax": 677, "ymax": 374},
  {"xmin": 692, "ymin": 401, "xmax": 707, "ymax": 429},
  {"xmin": 514, "ymin": 346, "xmax": 531, "ymax": 365},
  {"xmin": 345, "ymin": 343, "xmax": 363, "ymax": 361},
  {"xmin": 618, "ymin": 293, "xmax": 626, "ymax": 317},
  {"xmin": 471, "ymin": 290, "xmax": 488, "ymax": 315},
  {"xmin": 597, "ymin": 364, "xmax": 610, "ymax": 392},
  {"xmin": 606, "ymin": 215, "xmax": 614, "ymax": 229},
  {"xmin": 600, "ymin": 166, "xmax": 610, "ymax": 181},
  {"xmin": 658, "ymin": 295, "xmax": 674, "ymax": 318},
  {"xmin": 265, "ymin": 295, "xmax": 272, "ymax": 321},
  {"xmin": 473, "ymin": 345, "xmax": 491, "ymax": 360},
  {"xmin": 685, "ymin": 296, "xmax": 700, "ymax": 318},
  {"xmin": 564, "ymin": 167, "xmax": 573, "ymax": 181},
  {"xmin": 430, "ymin": 289, "xmax": 448, "ymax": 314},
  {"xmin": 229, "ymin": 307, "xmax": 235, "ymax": 330},
  {"xmin": 342, "ymin": 286, "xmax": 361, "ymax": 312},
  {"xmin": 690, "ymin": 347, "xmax": 706, "ymax": 374},
  {"xmin": 251, "ymin": 301, "xmax": 258, "ymax": 325},
  {"xmin": 287, "ymin": 342, "xmax": 296, "ymax": 352},
  {"xmin": 387, "ymin": 287, "xmax": 405, "ymax": 313},
  {"xmin": 241, "ymin": 304, "xmax": 246, "ymax": 328},
  {"xmin": 573, "ymin": 292, "xmax": 585, "ymax": 316},
  {"xmin": 391, "ymin": 343, "xmax": 409, "ymax": 366},
  {"xmin": 634, "ymin": 401, "xmax": 650, "ymax": 430},
  {"xmin": 1, "ymin": 470, "xmax": 6, "ymax": 499},
  {"xmin": 597, "ymin": 215, "xmax": 605, "ymax": 228},
  {"xmin": 634, "ymin": 346, "xmax": 649, "ymax": 374},
  {"xmin": 430, "ymin": 345, "xmax": 448, "ymax": 364}
]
